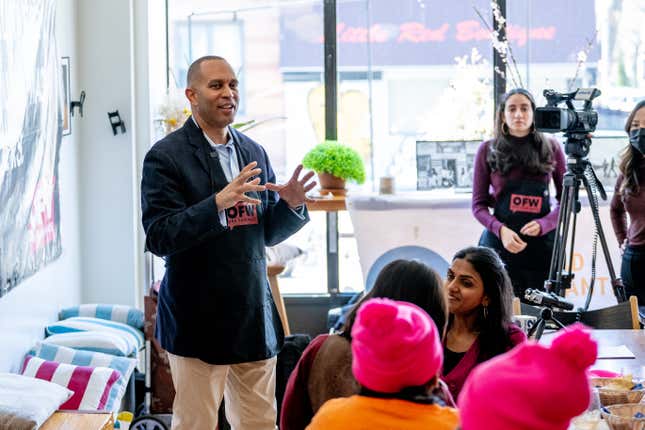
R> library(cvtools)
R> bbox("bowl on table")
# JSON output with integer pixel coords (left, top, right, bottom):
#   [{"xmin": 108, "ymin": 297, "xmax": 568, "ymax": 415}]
[
  {"xmin": 590, "ymin": 377, "xmax": 645, "ymax": 406},
  {"xmin": 600, "ymin": 404, "xmax": 645, "ymax": 430}
]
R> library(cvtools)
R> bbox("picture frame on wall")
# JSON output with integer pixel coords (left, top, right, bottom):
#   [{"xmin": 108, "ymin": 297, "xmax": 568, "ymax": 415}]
[{"xmin": 61, "ymin": 56, "xmax": 71, "ymax": 136}]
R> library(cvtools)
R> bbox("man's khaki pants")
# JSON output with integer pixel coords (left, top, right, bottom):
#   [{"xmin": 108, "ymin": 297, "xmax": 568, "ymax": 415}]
[{"xmin": 167, "ymin": 353, "xmax": 278, "ymax": 430}]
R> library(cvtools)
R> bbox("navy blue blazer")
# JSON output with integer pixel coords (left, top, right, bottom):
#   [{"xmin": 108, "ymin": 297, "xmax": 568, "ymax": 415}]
[{"xmin": 141, "ymin": 118, "xmax": 309, "ymax": 364}]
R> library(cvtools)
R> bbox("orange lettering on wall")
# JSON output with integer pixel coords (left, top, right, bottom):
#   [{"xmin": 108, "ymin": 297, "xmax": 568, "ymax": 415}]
[
  {"xmin": 566, "ymin": 280, "xmax": 578, "ymax": 297},
  {"xmin": 579, "ymin": 277, "xmax": 589, "ymax": 296},
  {"xmin": 597, "ymin": 277, "xmax": 608, "ymax": 295},
  {"xmin": 566, "ymin": 276, "xmax": 610, "ymax": 298},
  {"xmin": 571, "ymin": 252, "xmax": 584, "ymax": 272}
]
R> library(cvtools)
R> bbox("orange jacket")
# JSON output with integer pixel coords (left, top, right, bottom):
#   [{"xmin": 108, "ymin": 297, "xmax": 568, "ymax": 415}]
[{"xmin": 306, "ymin": 395, "xmax": 459, "ymax": 430}]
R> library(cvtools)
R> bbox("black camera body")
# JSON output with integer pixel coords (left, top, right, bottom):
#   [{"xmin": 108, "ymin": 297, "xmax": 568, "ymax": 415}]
[
  {"xmin": 524, "ymin": 288, "xmax": 574, "ymax": 310},
  {"xmin": 535, "ymin": 88, "xmax": 601, "ymax": 158},
  {"xmin": 535, "ymin": 106, "xmax": 598, "ymax": 133},
  {"xmin": 535, "ymin": 88, "xmax": 601, "ymax": 134}
]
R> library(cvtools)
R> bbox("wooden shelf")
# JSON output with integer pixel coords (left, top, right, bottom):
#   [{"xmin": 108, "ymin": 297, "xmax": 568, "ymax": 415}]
[{"xmin": 305, "ymin": 195, "xmax": 346, "ymax": 212}]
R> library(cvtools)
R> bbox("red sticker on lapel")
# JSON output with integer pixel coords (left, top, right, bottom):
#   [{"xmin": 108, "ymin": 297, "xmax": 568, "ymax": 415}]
[{"xmin": 226, "ymin": 202, "xmax": 259, "ymax": 228}]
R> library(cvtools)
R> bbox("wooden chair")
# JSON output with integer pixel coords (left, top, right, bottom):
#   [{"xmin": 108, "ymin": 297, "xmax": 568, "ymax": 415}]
[
  {"xmin": 267, "ymin": 264, "xmax": 291, "ymax": 336},
  {"xmin": 512, "ymin": 296, "xmax": 641, "ymax": 330},
  {"xmin": 579, "ymin": 296, "xmax": 640, "ymax": 330},
  {"xmin": 512, "ymin": 297, "xmax": 521, "ymax": 316}
]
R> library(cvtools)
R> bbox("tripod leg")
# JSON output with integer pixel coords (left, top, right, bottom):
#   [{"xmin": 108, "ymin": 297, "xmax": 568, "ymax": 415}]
[
  {"xmin": 528, "ymin": 318, "xmax": 545, "ymax": 340},
  {"xmin": 551, "ymin": 317, "xmax": 567, "ymax": 330},
  {"xmin": 565, "ymin": 185, "xmax": 580, "ymax": 290},
  {"xmin": 582, "ymin": 174, "xmax": 626, "ymax": 302},
  {"xmin": 548, "ymin": 179, "xmax": 571, "ymax": 280},
  {"xmin": 547, "ymin": 173, "xmax": 577, "ymax": 294}
]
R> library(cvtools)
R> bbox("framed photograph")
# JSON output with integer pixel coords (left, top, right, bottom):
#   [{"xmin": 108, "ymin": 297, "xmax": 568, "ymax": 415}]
[
  {"xmin": 416, "ymin": 140, "xmax": 480, "ymax": 191},
  {"xmin": 60, "ymin": 56, "xmax": 71, "ymax": 136}
]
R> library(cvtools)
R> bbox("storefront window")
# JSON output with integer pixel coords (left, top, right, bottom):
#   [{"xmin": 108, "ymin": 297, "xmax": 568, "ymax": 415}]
[
  {"xmin": 508, "ymin": 0, "xmax": 644, "ymax": 127},
  {"xmin": 154, "ymin": 0, "xmax": 643, "ymax": 295}
]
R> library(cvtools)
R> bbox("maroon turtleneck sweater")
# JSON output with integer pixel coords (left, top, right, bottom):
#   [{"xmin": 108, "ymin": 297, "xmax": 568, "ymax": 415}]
[
  {"xmin": 471, "ymin": 135, "xmax": 566, "ymax": 237},
  {"xmin": 610, "ymin": 156, "xmax": 645, "ymax": 246}
]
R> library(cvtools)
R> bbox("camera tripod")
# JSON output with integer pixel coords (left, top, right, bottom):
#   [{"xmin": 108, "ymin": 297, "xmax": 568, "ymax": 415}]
[
  {"xmin": 544, "ymin": 135, "xmax": 626, "ymax": 308},
  {"xmin": 527, "ymin": 306, "xmax": 569, "ymax": 340}
]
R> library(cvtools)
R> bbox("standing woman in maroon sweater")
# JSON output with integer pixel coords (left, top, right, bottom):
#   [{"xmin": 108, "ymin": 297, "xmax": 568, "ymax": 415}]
[
  {"xmin": 472, "ymin": 88, "xmax": 566, "ymax": 298},
  {"xmin": 610, "ymin": 100, "xmax": 645, "ymax": 305}
]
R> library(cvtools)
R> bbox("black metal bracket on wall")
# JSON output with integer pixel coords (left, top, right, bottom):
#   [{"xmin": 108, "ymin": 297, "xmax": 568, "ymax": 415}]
[
  {"xmin": 70, "ymin": 90, "xmax": 86, "ymax": 117},
  {"xmin": 108, "ymin": 110, "xmax": 126, "ymax": 135}
]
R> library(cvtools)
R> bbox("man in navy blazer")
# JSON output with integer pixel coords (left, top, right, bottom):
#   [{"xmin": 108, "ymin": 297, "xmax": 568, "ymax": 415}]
[{"xmin": 141, "ymin": 55, "xmax": 315, "ymax": 429}]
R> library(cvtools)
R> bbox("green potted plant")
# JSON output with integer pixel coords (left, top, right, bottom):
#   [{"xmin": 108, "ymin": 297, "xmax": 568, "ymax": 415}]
[{"xmin": 302, "ymin": 140, "xmax": 366, "ymax": 193}]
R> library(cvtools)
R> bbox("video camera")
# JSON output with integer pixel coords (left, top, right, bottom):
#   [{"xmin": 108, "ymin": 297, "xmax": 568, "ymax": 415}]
[
  {"xmin": 535, "ymin": 88, "xmax": 601, "ymax": 158},
  {"xmin": 535, "ymin": 88, "xmax": 600, "ymax": 134},
  {"xmin": 524, "ymin": 289, "xmax": 575, "ymax": 311}
]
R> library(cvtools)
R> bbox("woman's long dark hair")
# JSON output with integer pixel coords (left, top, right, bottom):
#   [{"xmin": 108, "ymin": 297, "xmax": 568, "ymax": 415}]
[
  {"xmin": 341, "ymin": 259, "xmax": 448, "ymax": 342},
  {"xmin": 448, "ymin": 246, "xmax": 514, "ymax": 362},
  {"xmin": 487, "ymin": 88, "xmax": 554, "ymax": 176},
  {"xmin": 618, "ymin": 100, "xmax": 645, "ymax": 196}
]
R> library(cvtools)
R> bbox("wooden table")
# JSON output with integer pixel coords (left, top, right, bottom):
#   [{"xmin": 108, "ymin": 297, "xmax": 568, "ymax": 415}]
[
  {"xmin": 41, "ymin": 411, "xmax": 113, "ymax": 430},
  {"xmin": 306, "ymin": 194, "xmax": 346, "ymax": 212},
  {"xmin": 542, "ymin": 329, "xmax": 645, "ymax": 376}
]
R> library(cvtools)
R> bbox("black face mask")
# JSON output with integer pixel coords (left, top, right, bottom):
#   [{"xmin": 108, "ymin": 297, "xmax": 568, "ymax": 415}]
[{"xmin": 630, "ymin": 128, "xmax": 645, "ymax": 155}]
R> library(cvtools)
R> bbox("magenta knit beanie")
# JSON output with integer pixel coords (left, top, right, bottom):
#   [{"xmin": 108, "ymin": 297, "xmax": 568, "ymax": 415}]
[
  {"xmin": 458, "ymin": 323, "xmax": 598, "ymax": 430},
  {"xmin": 350, "ymin": 298, "xmax": 443, "ymax": 393}
]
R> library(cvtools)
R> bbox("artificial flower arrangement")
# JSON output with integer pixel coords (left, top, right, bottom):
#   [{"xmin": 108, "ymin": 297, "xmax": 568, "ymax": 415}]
[{"xmin": 158, "ymin": 91, "xmax": 191, "ymax": 134}]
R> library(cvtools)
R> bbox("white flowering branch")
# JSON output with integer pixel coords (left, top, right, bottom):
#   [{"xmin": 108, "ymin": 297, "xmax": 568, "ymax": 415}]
[
  {"xmin": 473, "ymin": 3, "xmax": 524, "ymax": 89},
  {"xmin": 568, "ymin": 30, "xmax": 598, "ymax": 91},
  {"xmin": 421, "ymin": 47, "xmax": 494, "ymax": 141}
]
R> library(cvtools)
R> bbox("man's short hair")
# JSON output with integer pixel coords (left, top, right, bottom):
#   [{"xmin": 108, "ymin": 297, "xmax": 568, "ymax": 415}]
[{"xmin": 186, "ymin": 55, "xmax": 227, "ymax": 87}]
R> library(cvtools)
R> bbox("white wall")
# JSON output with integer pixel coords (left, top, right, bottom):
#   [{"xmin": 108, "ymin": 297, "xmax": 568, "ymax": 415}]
[
  {"xmin": 76, "ymin": 0, "xmax": 141, "ymax": 306},
  {"xmin": 0, "ymin": 0, "xmax": 82, "ymax": 373},
  {"xmin": 0, "ymin": 0, "xmax": 151, "ymax": 372}
]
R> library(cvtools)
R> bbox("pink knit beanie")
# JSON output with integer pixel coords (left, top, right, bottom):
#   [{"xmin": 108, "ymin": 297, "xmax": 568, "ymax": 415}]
[
  {"xmin": 458, "ymin": 323, "xmax": 598, "ymax": 430},
  {"xmin": 351, "ymin": 298, "xmax": 443, "ymax": 393}
]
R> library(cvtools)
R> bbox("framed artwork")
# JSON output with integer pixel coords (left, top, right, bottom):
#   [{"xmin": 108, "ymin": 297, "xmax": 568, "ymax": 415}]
[
  {"xmin": 416, "ymin": 140, "xmax": 480, "ymax": 191},
  {"xmin": 61, "ymin": 56, "xmax": 71, "ymax": 136}
]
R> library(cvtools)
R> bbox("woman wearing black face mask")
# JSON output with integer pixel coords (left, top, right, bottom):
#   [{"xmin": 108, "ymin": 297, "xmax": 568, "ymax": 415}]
[{"xmin": 610, "ymin": 100, "xmax": 645, "ymax": 306}]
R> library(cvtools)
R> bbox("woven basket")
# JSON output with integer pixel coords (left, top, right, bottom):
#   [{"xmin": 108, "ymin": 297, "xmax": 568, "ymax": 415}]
[
  {"xmin": 591, "ymin": 378, "xmax": 645, "ymax": 406},
  {"xmin": 600, "ymin": 404, "xmax": 645, "ymax": 430},
  {"xmin": 569, "ymin": 410, "xmax": 610, "ymax": 430}
]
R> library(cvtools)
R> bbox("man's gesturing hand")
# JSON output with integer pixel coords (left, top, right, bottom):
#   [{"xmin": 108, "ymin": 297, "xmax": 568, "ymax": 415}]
[
  {"xmin": 215, "ymin": 162, "xmax": 266, "ymax": 211},
  {"xmin": 265, "ymin": 164, "xmax": 317, "ymax": 209}
]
